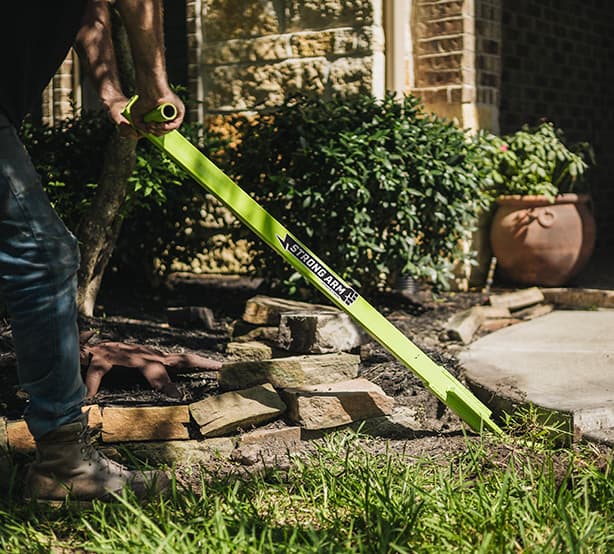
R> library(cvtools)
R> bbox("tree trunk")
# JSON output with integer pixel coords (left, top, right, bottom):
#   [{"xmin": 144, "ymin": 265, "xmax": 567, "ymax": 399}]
[{"xmin": 76, "ymin": 9, "xmax": 137, "ymax": 316}]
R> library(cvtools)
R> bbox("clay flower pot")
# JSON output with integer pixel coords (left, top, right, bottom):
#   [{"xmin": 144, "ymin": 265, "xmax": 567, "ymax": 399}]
[{"xmin": 490, "ymin": 194, "xmax": 596, "ymax": 286}]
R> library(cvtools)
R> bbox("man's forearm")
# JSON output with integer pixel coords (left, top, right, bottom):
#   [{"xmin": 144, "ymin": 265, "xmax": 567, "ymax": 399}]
[
  {"xmin": 75, "ymin": 0, "xmax": 125, "ymax": 111},
  {"xmin": 114, "ymin": 0, "xmax": 171, "ymax": 102}
]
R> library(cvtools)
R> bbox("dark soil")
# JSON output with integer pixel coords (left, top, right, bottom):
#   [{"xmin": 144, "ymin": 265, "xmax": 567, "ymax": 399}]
[{"xmin": 1, "ymin": 278, "xmax": 491, "ymax": 471}]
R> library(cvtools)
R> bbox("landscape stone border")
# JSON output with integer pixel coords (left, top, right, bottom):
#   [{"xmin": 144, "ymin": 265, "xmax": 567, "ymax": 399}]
[{"xmin": 5, "ymin": 289, "xmax": 611, "ymax": 458}]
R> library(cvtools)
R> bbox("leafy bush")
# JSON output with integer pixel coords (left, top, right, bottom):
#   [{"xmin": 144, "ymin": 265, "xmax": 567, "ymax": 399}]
[
  {"xmin": 230, "ymin": 93, "xmax": 488, "ymax": 294},
  {"xmin": 20, "ymin": 109, "xmax": 228, "ymax": 284},
  {"xmin": 476, "ymin": 122, "xmax": 593, "ymax": 201}
]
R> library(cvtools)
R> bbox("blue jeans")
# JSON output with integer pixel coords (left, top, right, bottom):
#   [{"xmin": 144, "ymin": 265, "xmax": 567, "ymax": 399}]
[{"xmin": 0, "ymin": 113, "xmax": 85, "ymax": 439}]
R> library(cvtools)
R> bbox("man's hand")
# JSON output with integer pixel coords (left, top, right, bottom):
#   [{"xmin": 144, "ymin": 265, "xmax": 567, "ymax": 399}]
[
  {"xmin": 77, "ymin": 0, "xmax": 185, "ymax": 139},
  {"xmin": 103, "ymin": 94, "xmax": 139, "ymax": 138},
  {"xmin": 128, "ymin": 90, "xmax": 186, "ymax": 136}
]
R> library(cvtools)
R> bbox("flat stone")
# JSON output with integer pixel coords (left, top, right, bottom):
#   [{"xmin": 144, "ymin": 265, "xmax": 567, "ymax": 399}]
[
  {"xmin": 278, "ymin": 311, "xmax": 367, "ymax": 353},
  {"xmin": 189, "ymin": 384, "xmax": 286, "ymax": 437},
  {"xmin": 102, "ymin": 406, "xmax": 190, "ymax": 443},
  {"xmin": 480, "ymin": 318, "xmax": 522, "ymax": 333},
  {"xmin": 243, "ymin": 295, "xmax": 336, "ymax": 325},
  {"xmin": 122, "ymin": 438, "xmax": 235, "ymax": 466},
  {"xmin": 232, "ymin": 426, "xmax": 302, "ymax": 465},
  {"xmin": 281, "ymin": 378, "xmax": 394, "ymax": 430},
  {"xmin": 219, "ymin": 352, "xmax": 360, "ymax": 390},
  {"xmin": 488, "ymin": 287, "xmax": 544, "ymax": 310},
  {"xmin": 84, "ymin": 404, "xmax": 103, "ymax": 427},
  {"xmin": 475, "ymin": 306, "xmax": 512, "ymax": 318},
  {"xmin": 4, "ymin": 405, "xmax": 103, "ymax": 452},
  {"xmin": 355, "ymin": 406, "xmax": 422, "ymax": 438},
  {"xmin": 6, "ymin": 420, "xmax": 35, "ymax": 452},
  {"xmin": 226, "ymin": 341, "xmax": 273, "ymax": 361},
  {"xmin": 513, "ymin": 303, "xmax": 554, "ymax": 320},
  {"xmin": 445, "ymin": 307, "xmax": 486, "ymax": 344},
  {"xmin": 541, "ymin": 287, "xmax": 614, "ymax": 309}
]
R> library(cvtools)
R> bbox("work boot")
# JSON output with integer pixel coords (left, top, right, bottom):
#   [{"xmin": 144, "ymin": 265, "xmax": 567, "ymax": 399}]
[{"xmin": 24, "ymin": 414, "xmax": 169, "ymax": 504}]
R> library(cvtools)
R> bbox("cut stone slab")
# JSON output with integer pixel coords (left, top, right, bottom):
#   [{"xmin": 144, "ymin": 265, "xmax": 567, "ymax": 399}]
[
  {"xmin": 461, "ymin": 310, "xmax": 614, "ymax": 441},
  {"xmin": 232, "ymin": 426, "xmax": 302, "ymax": 465},
  {"xmin": 475, "ymin": 306, "xmax": 512, "ymax": 319},
  {"xmin": 541, "ymin": 287, "xmax": 614, "ymax": 309},
  {"xmin": 243, "ymin": 295, "xmax": 337, "ymax": 325},
  {"xmin": 445, "ymin": 307, "xmax": 486, "ymax": 344},
  {"xmin": 446, "ymin": 306, "xmax": 512, "ymax": 343},
  {"xmin": 278, "ymin": 311, "xmax": 367, "ymax": 353},
  {"xmin": 355, "ymin": 406, "xmax": 422, "ymax": 438},
  {"xmin": 6, "ymin": 420, "xmax": 35, "ymax": 452},
  {"xmin": 123, "ymin": 438, "xmax": 235, "ymax": 466},
  {"xmin": 281, "ymin": 378, "xmax": 394, "ymax": 430},
  {"xmin": 5, "ymin": 405, "xmax": 103, "ymax": 452},
  {"xmin": 489, "ymin": 287, "xmax": 544, "ymax": 310},
  {"xmin": 189, "ymin": 383, "xmax": 286, "ymax": 437},
  {"xmin": 226, "ymin": 340, "xmax": 273, "ymax": 361},
  {"xmin": 513, "ymin": 303, "xmax": 554, "ymax": 320},
  {"xmin": 102, "ymin": 406, "xmax": 190, "ymax": 442},
  {"xmin": 480, "ymin": 318, "xmax": 521, "ymax": 333},
  {"xmin": 219, "ymin": 352, "xmax": 360, "ymax": 390}
]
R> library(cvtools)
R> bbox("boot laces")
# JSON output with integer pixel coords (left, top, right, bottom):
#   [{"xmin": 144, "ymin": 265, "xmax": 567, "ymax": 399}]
[{"xmin": 78, "ymin": 425, "xmax": 129, "ymax": 476}]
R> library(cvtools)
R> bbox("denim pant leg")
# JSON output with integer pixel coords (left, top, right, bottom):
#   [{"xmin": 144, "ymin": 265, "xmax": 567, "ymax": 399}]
[{"xmin": 0, "ymin": 117, "xmax": 85, "ymax": 440}]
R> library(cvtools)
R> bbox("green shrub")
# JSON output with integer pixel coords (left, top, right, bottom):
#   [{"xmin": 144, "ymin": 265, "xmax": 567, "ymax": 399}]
[
  {"xmin": 20, "ymin": 109, "xmax": 228, "ymax": 284},
  {"xmin": 476, "ymin": 122, "xmax": 593, "ymax": 201},
  {"xmin": 230, "ymin": 93, "xmax": 488, "ymax": 295}
]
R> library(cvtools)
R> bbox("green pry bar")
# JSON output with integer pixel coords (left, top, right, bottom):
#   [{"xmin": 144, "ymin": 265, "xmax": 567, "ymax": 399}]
[{"xmin": 124, "ymin": 97, "xmax": 503, "ymax": 435}]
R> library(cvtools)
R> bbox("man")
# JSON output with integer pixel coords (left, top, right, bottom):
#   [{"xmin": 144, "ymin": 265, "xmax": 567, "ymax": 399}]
[{"xmin": 0, "ymin": 0, "xmax": 185, "ymax": 502}]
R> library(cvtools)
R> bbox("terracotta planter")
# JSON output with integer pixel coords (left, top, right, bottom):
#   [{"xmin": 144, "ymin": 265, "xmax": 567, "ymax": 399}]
[{"xmin": 490, "ymin": 194, "xmax": 596, "ymax": 287}]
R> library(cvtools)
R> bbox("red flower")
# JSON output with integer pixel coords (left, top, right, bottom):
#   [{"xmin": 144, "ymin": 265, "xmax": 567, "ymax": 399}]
[{"xmin": 500, "ymin": 144, "xmax": 509, "ymax": 152}]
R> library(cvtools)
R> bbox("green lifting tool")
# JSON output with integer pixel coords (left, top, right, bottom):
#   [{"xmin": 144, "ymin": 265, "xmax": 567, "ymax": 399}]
[{"xmin": 125, "ymin": 98, "xmax": 503, "ymax": 435}]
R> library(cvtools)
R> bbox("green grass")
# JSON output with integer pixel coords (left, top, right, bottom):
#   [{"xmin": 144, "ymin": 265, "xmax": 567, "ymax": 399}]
[{"xmin": 0, "ymin": 424, "xmax": 612, "ymax": 553}]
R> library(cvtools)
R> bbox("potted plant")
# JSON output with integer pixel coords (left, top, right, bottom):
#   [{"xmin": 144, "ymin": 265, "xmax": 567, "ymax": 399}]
[{"xmin": 477, "ymin": 122, "xmax": 596, "ymax": 286}]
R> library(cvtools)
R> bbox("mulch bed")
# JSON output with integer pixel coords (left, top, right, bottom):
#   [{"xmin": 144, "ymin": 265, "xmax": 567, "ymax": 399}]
[
  {"xmin": 1, "ymin": 280, "xmax": 488, "ymax": 466},
  {"xmin": 0, "ymin": 280, "xmax": 480, "ymax": 420}
]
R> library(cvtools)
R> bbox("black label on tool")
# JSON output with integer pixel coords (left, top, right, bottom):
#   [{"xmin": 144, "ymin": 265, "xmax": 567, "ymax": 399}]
[{"xmin": 277, "ymin": 234, "xmax": 359, "ymax": 306}]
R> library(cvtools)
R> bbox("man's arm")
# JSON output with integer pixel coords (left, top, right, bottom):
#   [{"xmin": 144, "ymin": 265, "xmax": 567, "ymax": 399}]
[
  {"xmin": 114, "ymin": 0, "xmax": 185, "ymax": 134},
  {"xmin": 75, "ymin": 0, "xmax": 184, "ymax": 136},
  {"xmin": 75, "ymin": 0, "xmax": 133, "ymax": 133}
]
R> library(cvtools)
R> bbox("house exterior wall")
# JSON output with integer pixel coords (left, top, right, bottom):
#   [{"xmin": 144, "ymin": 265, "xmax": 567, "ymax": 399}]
[
  {"xmin": 411, "ymin": 0, "xmax": 501, "ymax": 132},
  {"xmin": 41, "ymin": 50, "xmax": 81, "ymax": 126},
  {"xmin": 190, "ymin": 0, "xmax": 385, "ymax": 115},
  {"xmin": 37, "ymin": 0, "xmax": 614, "ymax": 263}
]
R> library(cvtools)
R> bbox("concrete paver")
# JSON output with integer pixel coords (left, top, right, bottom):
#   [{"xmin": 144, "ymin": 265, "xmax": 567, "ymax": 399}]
[{"xmin": 460, "ymin": 310, "xmax": 614, "ymax": 444}]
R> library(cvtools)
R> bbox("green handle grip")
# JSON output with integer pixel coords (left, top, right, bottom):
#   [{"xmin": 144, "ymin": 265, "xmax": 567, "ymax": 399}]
[{"xmin": 143, "ymin": 103, "xmax": 178, "ymax": 123}]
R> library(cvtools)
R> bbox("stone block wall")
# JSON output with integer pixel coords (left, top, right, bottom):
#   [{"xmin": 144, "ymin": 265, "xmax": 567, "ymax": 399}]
[
  {"xmin": 499, "ymin": 0, "xmax": 614, "ymax": 248},
  {"xmin": 193, "ymin": 0, "xmax": 384, "ymax": 115}
]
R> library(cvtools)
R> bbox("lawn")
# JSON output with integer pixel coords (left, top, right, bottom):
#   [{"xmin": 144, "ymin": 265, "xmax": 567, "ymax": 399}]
[{"xmin": 1, "ymin": 417, "xmax": 612, "ymax": 553}]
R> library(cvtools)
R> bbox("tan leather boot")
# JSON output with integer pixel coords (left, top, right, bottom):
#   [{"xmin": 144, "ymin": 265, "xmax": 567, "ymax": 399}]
[{"xmin": 24, "ymin": 414, "xmax": 169, "ymax": 504}]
